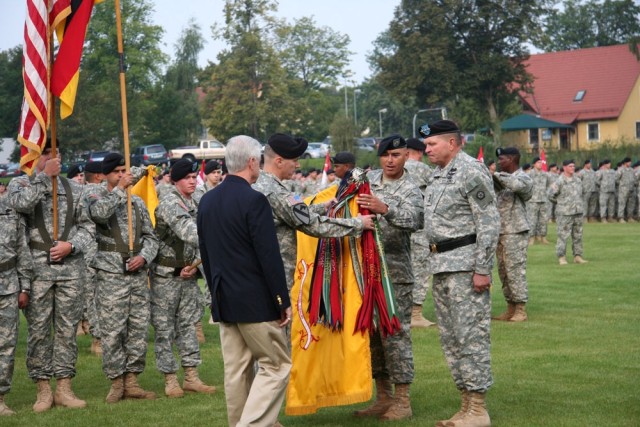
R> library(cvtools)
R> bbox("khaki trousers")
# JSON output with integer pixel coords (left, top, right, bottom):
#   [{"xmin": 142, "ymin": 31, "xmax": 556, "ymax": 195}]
[{"xmin": 220, "ymin": 321, "xmax": 291, "ymax": 427}]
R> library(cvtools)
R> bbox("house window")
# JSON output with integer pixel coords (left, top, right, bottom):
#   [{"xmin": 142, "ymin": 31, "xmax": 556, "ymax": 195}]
[
  {"xmin": 542, "ymin": 129, "xmax": 552, "ymax": 141},
  {"xmin": 636, "ymin": 122, "xmax": 640, "ymax": 139},
  {"xmin": 574, "ymin": 90, "xmax": 586, "ymax": 102},
  {"xmin": 529, "ymin": 128, "xmax": 539, "ymax": 145},
  {"xmin": 587, "ymin": 123, "xmax": 599, "ymax": 141}
]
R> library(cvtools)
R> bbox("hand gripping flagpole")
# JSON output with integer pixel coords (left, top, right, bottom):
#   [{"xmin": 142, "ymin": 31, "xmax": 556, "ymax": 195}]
[
  {"xmin": 49, "ymin": 12, "xmax": 59, "ymax": 240},
  {"xmin": 114, "ymin": 0, "xmax": 134, "ymax": 254}
]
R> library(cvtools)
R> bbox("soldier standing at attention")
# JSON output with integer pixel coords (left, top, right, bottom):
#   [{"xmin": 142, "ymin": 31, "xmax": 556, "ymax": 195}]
[
  {"xmin": 616, "ymin": 157, "xmax": 636, "ymax": 223},
  {"xmin": 577, "ymin": 159, "xmax": 598, "ymax": 222},
  {"xmin": 421, "ymin": 120, "xmax": 499, "ymax": 427},
  {"xmin": 548, "ymin": 160, "xmax": 588, "ymax": 265},
  {"xmin": 152, "ymin": 159, "xmax": 216, "ymax": 398},
  {"xmin": 193, "ymin": 159, "xmax": 222, "ymax": 204},
  {"xmin": 353, "ymin": 135, "xmax": 424, "ymax": 421},
  {"xmin": 527, "ymin": 157, "xmax": 552, "ymax": 244},
  {"xmin": 403, "ymin": 138, "xmax": 435, "ymax": 328},
  {"xmin": 86, "ymin": 153, "xmax": 159, "ymax": 403},
  {"xmin": 0, "ymin": 191, "xmax": 33, "ymax": 415},
  {"xmin": 491, "ymin": 148, "xmax": 533, "ymax": 322},
  {"xmin": 596, "ymin": 159, "xmax": 616, "ymax": 223},
  {"xmin": 8, "ymin": 140, "xmax": 94, "ymax": 412}
]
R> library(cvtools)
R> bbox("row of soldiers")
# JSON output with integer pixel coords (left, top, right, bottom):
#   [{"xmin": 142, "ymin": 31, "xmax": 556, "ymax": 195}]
[{"xmin": 0, "ymin": 143, "xmax": 221, "ymax": 416}]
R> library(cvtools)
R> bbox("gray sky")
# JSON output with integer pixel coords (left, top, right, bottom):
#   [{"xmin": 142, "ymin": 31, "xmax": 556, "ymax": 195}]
[{"xmin": 0, "ymin": 0, "xmax": 399, "ymax": 83}]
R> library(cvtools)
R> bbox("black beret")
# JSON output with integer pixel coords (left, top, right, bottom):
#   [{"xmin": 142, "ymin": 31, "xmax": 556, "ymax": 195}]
[
  {"xmin": 204, "ymin": 160, "xmax": 221, "ymax": 175},
  {"xmin": 84, "ymin": 161, "xmax": 102, "ymax": 174},
  {"xmin": 622, "ymin": 157, "xmax": 631, "ymax": 163},
  {"xmin": 602, "ymin": 159, "xmax": 611, "ymax": 165},
  {"xmin": 67, "ymin": 163, "xmax": 84, "ymax": 179},
  {"xmin": 332, "ymin": 151, "xmax": 355, "ymax": 165},
  {"xmin": 632, "ymin": 161, "xmax": 640, "ymax": 168},
  {"xmin": 583, "ymin": 159, "xmax": 591, "ymax": 165},
  {"xmin": 327, "ymin": 168, "xmax": 335, "ymax": 174},
  {"xmin": 267, "ymin": 133, "xmax": 307, "ymax": 159},
  {"xmin": 548, "ymin": 163, "xmax": 557, "ymax": 169},
  {"xmin": 419, "ymin": 120, "xmax": 460, "ymax": 138},
  {"xmin": 406, "ymin": 138, "xmax": 425, "ymax": 152},
  {"xmin": 102, "ymin": 153, "xmax": 125, "ymax": 175},
  {"xmin": 523, "ymin": 163, "xmax": 531, "ymax": 170},
  {"xmin": 170, "ymin": 158, "xmax": 198, "ymax": 182},
  {"xmin": 496, "ymin": 147, "xmax": 520, "ymax": 157},
  {"xmin": 562, "ymin": 159, "xmax": 575, "ymax": 166},
  {"xmin": 532, "ymin": 157, "xmax": 541, "ymax": 163},
  {"xmin": 377, "ymin": 134, "xmax": 406, "ymax": 156}
]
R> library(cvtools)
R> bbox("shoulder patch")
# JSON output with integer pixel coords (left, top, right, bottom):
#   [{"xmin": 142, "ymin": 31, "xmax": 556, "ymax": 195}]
[
  {"xmin": 287, "ymin": 194, "xmax": 304, "ymax": 206},
  {"xmin": 292, "ymin": 203, "xmax": 311, "ymax": 225}
]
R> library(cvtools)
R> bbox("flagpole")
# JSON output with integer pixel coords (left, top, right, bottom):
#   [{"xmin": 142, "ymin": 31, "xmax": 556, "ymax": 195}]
[
  {"xmin": 114, "ymin": 0, "xmax": 134, "ymax": 253},
  {"xmin": 49, "ymin": 5, "xmax": 59, "ymax": 241}
]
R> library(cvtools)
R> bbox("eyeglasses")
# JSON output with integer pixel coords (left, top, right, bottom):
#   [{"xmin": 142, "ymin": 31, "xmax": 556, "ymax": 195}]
[{"xmin": 418, "ymin": 124, "xmax": 431, "ymax": 138}]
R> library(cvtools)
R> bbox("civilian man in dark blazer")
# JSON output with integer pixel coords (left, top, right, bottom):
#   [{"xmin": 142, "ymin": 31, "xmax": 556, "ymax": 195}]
[{"xmin": 198, "ymin": 135, "xmax": 292, "ymax": 427}]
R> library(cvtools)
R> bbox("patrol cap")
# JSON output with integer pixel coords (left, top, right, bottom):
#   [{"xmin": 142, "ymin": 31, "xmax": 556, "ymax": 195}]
[
  {"xmin": 67, "ymin": 164, "xmax": 84, "ymax": 179},
  {"xmin": 170, "ymin": 158, "xmax": 198, "ymax": 182},
  {"xmin": 102, "ymin": 153, "xmax": 125, "ymax": 174},
  {"xmin": 204, "ymin": 159, "xmax": 221, "ymax": 175},
  {"xmin": 406, "ymin": 138, "xmax": 425, "ymax": 152},
  {"xmin": 495, "ymin": 147, "xmax": 520, "ymax": 157},
  {"xmin": 332, "ymin": 151, "xmax": 356, "ymax": 165},
  {"xmin": 84, "ymin": 161, "xmax": 102, "ymax": 174},
  {"xmin": 418, "ymin": 120, "xmax": 460, "ymax": 138},
  {"xmin": 562, "ymin": 159, "xmax": 575, "ymax": 166},
  {"xmin": 377, "ymin": 134, "xmax": 406, "ymax": 156},
  {"xmin": 267, "ymin": 133, "xmax": 307, "ymax": 159}
]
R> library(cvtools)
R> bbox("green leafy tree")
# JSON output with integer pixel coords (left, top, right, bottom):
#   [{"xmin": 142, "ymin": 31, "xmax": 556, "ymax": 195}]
[{"xmin": 0, "ymin": 47, "xmax": 23, "ymax": 138}]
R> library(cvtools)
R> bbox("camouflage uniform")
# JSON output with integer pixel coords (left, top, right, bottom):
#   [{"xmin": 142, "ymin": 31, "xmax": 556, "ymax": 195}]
[
  {"xmin": 493, "ymin": 169, "xmax": 532, "ymax": 304},
  {"xmin": 424, "ymin": 151, "xmax": 499, "ymax": 392},
  {"xmin": 156, "ymin": 182, "xmax": 174, "ymax": 200},
  {"xmin": 616, "ymin": 166, "xmax": 636, "ymax": 220},
  {"xmin": 548, "ymin": 173, "xmax": 559, "ymax": 221},
  {"xmin": 366, "ymin": 168, "xmax": 423, "ymax": 384},
  {"xmin": 577, "ymin": 167, "xmax": 598, "ymax": 219},
  {"xmin": 0, "ymin": 197, "xmax": 33, "ymax": 396},
  {"xmin": 527, "ymin": 169, "xmax": 551, "ymax": 237},
  {"xmin": 151, "ymin": 189, "xmax": 203, "ymax": 374},
  {"xmin": 87, "ymin": 185, "xmax": 158, "ymax": 379},
  {"xmin": 8, "ymin": 173, "xmax": 94, "ymax": 381},
  {"xmin": 404, "ymin": 159, "xmax": 431, "ymax": 306},
  {"xmin": 548, "ymin": 175, "xmax": 584, "ymax": 258},
  {"xmin": 596, "ymin": 168, "xmax": 616, "ymax": 219},
  {"xmin": 253, "ymin": 171, "xmax": 364, "ymax": 289}
]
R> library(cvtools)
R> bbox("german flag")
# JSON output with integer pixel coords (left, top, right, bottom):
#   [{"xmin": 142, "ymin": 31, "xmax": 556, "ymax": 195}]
[{"xmin": 51, "ymin": 0, "xmax": 101, "ymax": 119}]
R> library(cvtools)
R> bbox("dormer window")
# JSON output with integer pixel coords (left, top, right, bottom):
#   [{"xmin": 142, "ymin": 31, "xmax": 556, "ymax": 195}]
[{"xmin": 574, "ymin": 90, "xmax": 586, "ymax": 102}]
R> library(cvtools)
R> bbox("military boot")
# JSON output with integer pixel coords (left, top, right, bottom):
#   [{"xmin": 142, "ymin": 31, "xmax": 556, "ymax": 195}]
[
  {"xmin": 601, "ymin": 218, "xmax": 608, "ymax": 223},
  {"xmin": 436, "ymin": 389, "xmax": 470, "ymax": 427},
  {"xmin": 91, "ymin": 337, "xmax": 103, "ymax": 356},
  {"xmin": 540, "ymin": 237, "xmax": 550, "ymax": 245},
  {"xmin": 54, "ymin": 377, "xmax": 86, "ymax": 409},
  {"xmin": 528, "ymin": 236, "xmax": 535, "ymax": 245},
  {"xmin": 574, "ymin": 255, "xmax": 588, "ymax": 264},
  {"xmin": 195, "ymin": 321, "xmax": 206, "ymax": 344},
  {"xmin": 509, "ymin": 303, "xmax": 528, "ymax": 322},
  {"xmin": 379, "ymin": 383, "xmax": 412, "ymax": 421},
  {"xmin": 0, "ymin": 395, "xmax": 15, "ymax": 416},
  {"xmin": 164, "ymin": 373, "xmax": 184, "ymax": 398},
  {"xmin": 410, "ymin": 305, "xmax": 435, "ymax": 328},
  {"xmin": 105, "ymin": 375, "xmax": 124, "ymax": 404},
  {"xmin": 183, "ymin": 367, "xmax": 216, "ymax": 394},
  {"xmin": 76, "ymin": 322, "xmax": 86, "ymax": 336},
  {"xmin": 558, "ymin": 256, "xmax": 568, "ymax": 265},
  {"xmin": 123, "ymin": 372, "xmax": 156, "ymax": 400},
  {"xmin": 353, "ymin": 378, "xmax": 393, "ymax": 417},
  {"xmin": 619, "ymin": 218, "xmax": 626, "ymax": 223},
  {"xmin": 33, "ymin": 379, "xmax": 53, "ymax": 413},
  {"xmin": 446, "ymin": 391, "xmax": 491, "ymax": 427},
  {"xmin": 492, "ymin": 303, "xmax": 516, "ymax": 321}
]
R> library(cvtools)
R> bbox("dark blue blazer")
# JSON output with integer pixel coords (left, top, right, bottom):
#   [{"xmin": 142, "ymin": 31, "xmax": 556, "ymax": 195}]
[{"xmin": 197, "ymin": 175, "xmax": 290, "ymax": 323}]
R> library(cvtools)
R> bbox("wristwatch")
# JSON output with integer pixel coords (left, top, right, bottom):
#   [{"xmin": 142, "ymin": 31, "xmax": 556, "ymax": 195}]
[
  {"xmin": 70, "ymin": 243, "xmax": 76, "ymax": 255},
  {"xmin": 21, "ymin": 289, "xmax": 30, "ymax": 295}
]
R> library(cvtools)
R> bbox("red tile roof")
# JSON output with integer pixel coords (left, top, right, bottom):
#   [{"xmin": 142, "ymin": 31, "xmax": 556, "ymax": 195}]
[{"xmin": 520, "ymin": 44, "xmax": 640, "ymax": 124}]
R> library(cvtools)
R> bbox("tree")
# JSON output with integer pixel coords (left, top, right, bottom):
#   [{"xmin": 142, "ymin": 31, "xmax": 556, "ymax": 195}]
[
  {"xmin": 0, "ymin": 47, "xmax": 23, "ymax": 138},
  {"xmin": 534, "ymin": 0, "xmax": 640, "ymax": 53}
]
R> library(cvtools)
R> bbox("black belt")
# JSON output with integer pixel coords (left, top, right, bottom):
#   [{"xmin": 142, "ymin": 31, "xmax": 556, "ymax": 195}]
[
  {"xmin": 0, "ymin": 258, "xmax": 17, "ymax": 272},
  {"xmin": 429, "ymin": 234, "xmax": 477, "ymax": 254}
]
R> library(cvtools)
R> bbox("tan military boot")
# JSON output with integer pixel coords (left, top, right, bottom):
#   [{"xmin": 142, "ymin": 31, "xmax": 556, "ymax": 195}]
[
  {"xmin": 558, "ymin": 256, "xmax": 568, "ymax": 265},
  {"xmin": 76, "ymin": 322, "xmax": 86, "ymax": 336},
  {"xmin": 379, "ymin": 383, "xmax": 412, "ymax": 420},
  {"xmin": 436, "ymin": 389, "xmax": 470, "ymax": 427},
  {"xmin": 105, "ymin": 375, "xmax": 124, "ymax": 404},
  {"xmin": 195, "ymin": 321, "xmax": 206, "ymax": 344},
  {"xmin": 574, "ymin": 255, "xmax": 588, "ymax": 264},
  {"xmin": 33, "ymin": 379, "xmax": 53, "ymax": 413},
  {"xmin": 91, "ymin": 337, "xmax": 103, "ymax": 356},
  {"xmin": 164, "ymin": 373, "xmax": 184, "ymax": 398},
  {"xmin": 353, "ymin": 378, "xmax": 393, "ymax": 417},
  {"xmin": 123, "ymin": 372, "xmax": 156, "ymax": 400},
  {"xmin": 54, "ymin": 377, "xmax": 86, "ymax": 409},
  {"xmin": 601, "ymin": 218, "xmax": 608, "ymax": 223},
  {"xmin": 619, "ymin": 218, "xmax": 626, "ymax": 223},
  {"xmin": 81, "ymin": 320, "xmax": 90, "ymax": 335},
  {"xmin": 509, "ymin": 303, "xmax": 528, "ymax": 322},
  {"xmin": 540, "ymin": 237, "xmax": 550, "ymax": 245},
  {"xmin": 628, "ymin": 218, "xmax": 637, "ymax": 223},
  {"xmin": 492, "ymin": 303, "xmax": 516, "ymax": 321},
  {"xmin": 0, "ymin": 395, "xmax": 15, "ymax": 416},
  {"xmin": 446, "ymin": 391, "xmax": 491, "ymax": 427},
  {"xmin": 528, "ymin": 237, "xmax": 535, "ymax": 245},
  {"xmin": 410, "ymin": 305, "xmax": 435, "ymax": 328},
  {"xmin": 183, "ymin": 367, "xmax": 216, "ymax": 394}
]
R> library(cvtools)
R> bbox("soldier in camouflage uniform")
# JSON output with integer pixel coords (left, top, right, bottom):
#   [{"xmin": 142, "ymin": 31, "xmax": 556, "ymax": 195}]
[
  {"xmin": 547, "ymin": 164, "xmax": 560, "ymax": 223},
  {"xmin": 353, "ymin": 135, "xmax": 423, "ymax": 421},
  {"xmin": 0, "ymin": 195, "xmax": 33, "ymax": 416},
  {"xmin": 577, "ymin": 159, "xmax": 598, "ymax": 222},
  {"xmin": 7, "ymin": 142, "xmax": 94, "ymax": 412},
  {"xmin": 527, "ymin": 157, "xmax": 552, "ymax": 244},
  {"xmin": 404, "ymin": 138, "xmax": 434, "ymax": 329},
  {"xmin": 86, "ymin": 153, "xmax": 159, "ymax": 403},
  {"xmin": 492, "ymin": 148, "xmax": 533, "ymax": 323},
  {"xmin": 596, "ymin": 160, "xmax": 616, "ymax": 222},
  {"xmin": 193, "ymin": 159, "xmax": 222, "ymax": 205},
  {"xmin": 156, "ymin": 169, "xmax": 174, "ymax": 200},
  {"xmin": 421, "ymin": 120, "xmax": 499, "ymax": 427},
  {"xmin": 548, "ymin": 160, "xmax": 588, "ymax": 265},
  {"xmin": 616, "ymin": 157, "xmax": 636, "ymax": 223},
  {"xmin": 152, "ymin": 159, "xmax": 216, "ymax": 398}
]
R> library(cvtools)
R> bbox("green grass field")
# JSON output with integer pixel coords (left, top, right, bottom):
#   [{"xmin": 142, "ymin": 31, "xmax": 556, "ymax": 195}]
[{"xmin": 2, "ymin": 222, "xmax": 639, "ymax": 426}]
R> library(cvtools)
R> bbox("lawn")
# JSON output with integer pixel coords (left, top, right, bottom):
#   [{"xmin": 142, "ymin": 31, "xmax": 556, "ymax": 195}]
[{"xmin": 2, "ymin": 222, "xmax": 639, "ymax": 426}]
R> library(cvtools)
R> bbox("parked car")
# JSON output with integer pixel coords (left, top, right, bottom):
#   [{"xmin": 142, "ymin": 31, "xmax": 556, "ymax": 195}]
[
  {"xmin": 168, "ymin": 140, "xmax": 225, "ymax": 162},
  {"xmin": 84, "ymin": 150, "xmax": 110, "ymax": 163},
  {"xmin": 462, "ymin": 134, "xmax": 475, "ymax": 144},
  {"xmin": 354, "ymin": 138, "xmax": 375, "ymax": 152},
  {"xmin": 130, "ymin": 144, "xmax": 169, "ymax": 167},
  {"xmin": 302, "ymin": 142, "xmax": 330, "ymax": 159}
]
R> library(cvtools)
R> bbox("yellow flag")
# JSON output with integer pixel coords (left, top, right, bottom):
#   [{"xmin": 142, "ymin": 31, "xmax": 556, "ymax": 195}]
[
  {"xmin": 285, "ymin": 185, "xmax": 372, "ymax": 415},
  {"xmin": 131, "ymin": 166, "xmax": 159, "ymax": 226}
]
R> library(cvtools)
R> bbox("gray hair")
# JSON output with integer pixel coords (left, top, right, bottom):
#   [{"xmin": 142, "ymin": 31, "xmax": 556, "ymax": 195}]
[{"xmin": 225, "ymin": 135, "xmax": 262, "ymax": 174}]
